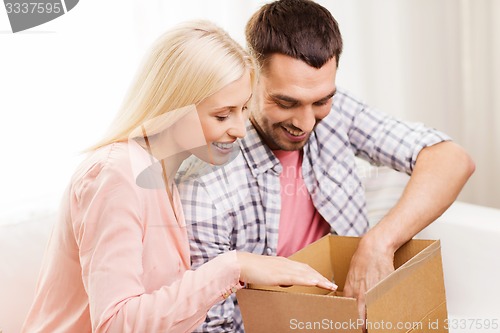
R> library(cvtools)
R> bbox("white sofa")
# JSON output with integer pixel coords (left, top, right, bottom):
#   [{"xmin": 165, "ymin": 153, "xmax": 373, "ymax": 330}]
[
  {"xmin": 1, "ymin": 167, "xmax": 499, "ymax": 333},
  {"xmin": 417, "ymin": 201, "xmax": 500, "ymax": 329},
  {"xmin": 0, "ymin": 212, "xmax": 55, "ymax": 333},
  {"xmin": 363, "ymin": 167, "xmax": 500, "ymax": 333}
]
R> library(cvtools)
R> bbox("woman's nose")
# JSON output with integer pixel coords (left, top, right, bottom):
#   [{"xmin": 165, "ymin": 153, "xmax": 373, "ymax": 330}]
[{"xmin": 227, "ymin": 112, "xmax": 247, "ymax": 138}]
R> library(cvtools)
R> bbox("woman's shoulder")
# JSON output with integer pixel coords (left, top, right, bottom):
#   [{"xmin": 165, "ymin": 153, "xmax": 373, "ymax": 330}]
[{"xmin": 71, "ymin": 142, "xmax": 140, "ymax": 188}]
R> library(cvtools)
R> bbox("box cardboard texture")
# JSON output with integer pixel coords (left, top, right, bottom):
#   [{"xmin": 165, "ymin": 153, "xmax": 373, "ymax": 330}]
[{"xmin": 237, "ymin": 235, "xmax": 448, "ymax": 332}]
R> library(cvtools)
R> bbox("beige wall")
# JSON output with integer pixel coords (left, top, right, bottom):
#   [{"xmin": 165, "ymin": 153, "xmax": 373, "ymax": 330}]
[{"xmin": 326, "ymin": 0, "xmax": 500, "ymax": 209}]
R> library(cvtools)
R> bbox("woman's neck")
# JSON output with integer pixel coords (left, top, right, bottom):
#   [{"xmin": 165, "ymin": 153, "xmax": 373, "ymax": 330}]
[
  {"xmin": 161, "ymin": 151, "xmax": 190, "ymax": 183},
  {"xmin": 138, "ymin": 128, "xmax": 191, "ymax": 182}
]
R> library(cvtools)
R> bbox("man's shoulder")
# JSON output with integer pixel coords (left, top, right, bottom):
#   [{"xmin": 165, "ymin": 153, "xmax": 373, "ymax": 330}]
[
  {"xmin": 176, "ymin": 153, "xmax": 252, "ymax": 209},
  {"xmin": 178, "ymin": 152, "xmax": 249, "ymax": 184},
  {"xmin": 331, "ymin": 87, "xmax": 369, "ymax": 114}
]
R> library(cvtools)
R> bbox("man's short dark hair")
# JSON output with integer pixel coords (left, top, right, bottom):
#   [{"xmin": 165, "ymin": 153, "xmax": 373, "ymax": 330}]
[{"xmin": 245, "ymin": 0, "xmax": 343, "ymax": 71}]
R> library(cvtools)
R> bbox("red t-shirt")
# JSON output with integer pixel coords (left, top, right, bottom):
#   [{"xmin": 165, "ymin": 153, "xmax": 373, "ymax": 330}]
[{"xmin": 274, "ymin": 150, "xmax": 331, "ymax": 257}]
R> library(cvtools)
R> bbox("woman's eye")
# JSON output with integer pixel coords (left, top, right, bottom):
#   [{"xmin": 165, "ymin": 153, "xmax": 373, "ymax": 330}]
[{"xmin": 216, "ymin": 115, "xmax": 229, "ymax": 121}]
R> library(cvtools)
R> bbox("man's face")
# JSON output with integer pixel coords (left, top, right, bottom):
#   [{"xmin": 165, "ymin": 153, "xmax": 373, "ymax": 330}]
[{"xmin": 251, "ymin": 53, "xmax": 337, "ymax": 151}]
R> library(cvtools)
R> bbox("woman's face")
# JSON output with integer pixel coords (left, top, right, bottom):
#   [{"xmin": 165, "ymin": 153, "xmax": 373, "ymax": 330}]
[{"xmin": 194, "ymin": 71, "xmax": 252, "ymax": 165}]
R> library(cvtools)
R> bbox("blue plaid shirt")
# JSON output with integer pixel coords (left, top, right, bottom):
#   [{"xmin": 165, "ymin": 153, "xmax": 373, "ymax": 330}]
[{"xmin": 177, "ymin": 88, "xmax": 450, "ymax": 332}]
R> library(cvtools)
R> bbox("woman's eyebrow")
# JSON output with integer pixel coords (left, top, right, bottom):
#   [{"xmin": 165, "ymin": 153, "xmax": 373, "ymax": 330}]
[{"xmin": 210, "ymin": 94, "xmax": 253, "ymax": 112}]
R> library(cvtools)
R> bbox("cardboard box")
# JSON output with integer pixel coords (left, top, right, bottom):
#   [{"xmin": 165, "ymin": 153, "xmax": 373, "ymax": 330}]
[{"xmin": 237, "ymin": 235, "xmax": 448, "ymax": 332}]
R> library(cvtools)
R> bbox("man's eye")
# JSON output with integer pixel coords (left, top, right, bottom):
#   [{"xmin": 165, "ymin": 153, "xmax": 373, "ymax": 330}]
[
  {"xmin": 314, "ymin": 98, "xmax": 333, "ymax": 107},
  {"xmin": 276, "ymin": 102, "xmax": 294, "ymax": 109}
]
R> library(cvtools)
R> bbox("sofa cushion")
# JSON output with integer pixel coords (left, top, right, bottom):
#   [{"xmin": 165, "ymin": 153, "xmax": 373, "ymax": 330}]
[{"xmin": 0, "ymin": 212, "xmax": 55, "ymax": 333}]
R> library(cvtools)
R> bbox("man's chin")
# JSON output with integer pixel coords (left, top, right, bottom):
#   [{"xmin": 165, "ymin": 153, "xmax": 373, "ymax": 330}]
[
  {"xmin": 274, "ymin": 135, "xmax": 309, "ymax": 151},
  {"xmin": 283, "ymin": 143, "xmax": 306, "ymax": 151}
]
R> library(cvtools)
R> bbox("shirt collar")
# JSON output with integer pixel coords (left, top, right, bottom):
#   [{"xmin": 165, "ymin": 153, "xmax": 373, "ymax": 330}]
[{"xmin": 239, "ymin": 121, "xmax": 282, "ymax": 177}]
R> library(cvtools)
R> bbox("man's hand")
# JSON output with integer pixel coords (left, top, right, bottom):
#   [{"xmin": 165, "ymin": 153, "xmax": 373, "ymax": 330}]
[{"xmin": 343, "ymin": 235, "xmax": 395, "ymax": 332}]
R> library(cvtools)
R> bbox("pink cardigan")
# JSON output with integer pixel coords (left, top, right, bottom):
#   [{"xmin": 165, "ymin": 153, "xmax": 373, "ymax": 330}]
[{"xmin": 22, "ymin": 141, "xmax": 241, "ymax": 333}]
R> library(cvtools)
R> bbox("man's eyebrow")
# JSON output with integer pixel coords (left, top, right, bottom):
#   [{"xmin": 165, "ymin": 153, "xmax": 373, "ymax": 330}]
[
  {"xmin": 270, "ymin": 89, "xmax": 337, "ymax": 104},
  {"xmin": 316, "ymin": 89, "xmax": 337, "ymax": 103},
  {"xmin": 270, "ymin": 94, "xmax": 299, "ymax": 104}
]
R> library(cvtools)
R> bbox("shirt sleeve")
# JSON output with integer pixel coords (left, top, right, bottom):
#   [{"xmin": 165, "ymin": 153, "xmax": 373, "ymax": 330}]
[
  {"xmin": 71, "ymin": 160, "xmax": 242, "ymax": 333},
  {"xmin": 178, "ymin": 177, "xmax": 241, "ymax": 332},
  {"xmin": 334, "ymin": 89, "xmax": 451, "ymax": 174}
]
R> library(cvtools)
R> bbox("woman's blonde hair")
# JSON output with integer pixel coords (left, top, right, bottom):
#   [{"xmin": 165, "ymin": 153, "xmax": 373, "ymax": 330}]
[{"xmin": 90, "ymin": 20, "xmax": 256, "ymax": 150}]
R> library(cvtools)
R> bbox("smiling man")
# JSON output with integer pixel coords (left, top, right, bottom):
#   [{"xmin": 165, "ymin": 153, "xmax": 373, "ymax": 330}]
[
  {"xmin": 252, "ymin": 53, "xmax": 337, "ymax": 151},
  {"xmin": 178, "ymin": 1, "xmax": 475, "ymax": 332}
]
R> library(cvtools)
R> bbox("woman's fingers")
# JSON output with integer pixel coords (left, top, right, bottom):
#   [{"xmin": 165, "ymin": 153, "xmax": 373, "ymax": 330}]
[
  {"xmin": 286, "ymin": 261, "xmax": 336, "ymax": 290},
  {"xmin": 236, "ymin": 252, "xmax": 337, "ymax": 291},
  {"xmin": 315, "ymin": 278, "xmax": 338, "ymax": 291}
]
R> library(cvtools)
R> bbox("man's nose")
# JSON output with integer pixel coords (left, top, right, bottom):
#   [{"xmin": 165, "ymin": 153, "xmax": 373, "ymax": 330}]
[{"xmin": 291, "ymin": 106, "xmax": 316, "ymax": 132}]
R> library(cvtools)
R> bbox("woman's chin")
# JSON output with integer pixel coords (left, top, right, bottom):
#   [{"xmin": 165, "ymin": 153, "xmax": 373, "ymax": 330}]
[{"xmin": 191, "ymin": 145, "xmax": 238, "ymax": 166}]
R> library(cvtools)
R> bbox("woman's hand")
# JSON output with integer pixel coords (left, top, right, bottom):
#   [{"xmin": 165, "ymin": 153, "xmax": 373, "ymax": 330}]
[{"xmin": 236, "ymin": 252, "xmax": 337, "ymax": 291}]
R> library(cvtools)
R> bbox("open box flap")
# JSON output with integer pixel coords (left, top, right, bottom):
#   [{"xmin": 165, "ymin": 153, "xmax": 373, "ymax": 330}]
[{"xmin": 365, "ymin": 240, "xmax": 448, "ymax": 332}]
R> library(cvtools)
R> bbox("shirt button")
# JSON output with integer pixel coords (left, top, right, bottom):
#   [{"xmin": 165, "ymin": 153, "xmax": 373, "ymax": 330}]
[{"xmin": 266, "ymin": 247, "xmax": 273, "ymax": 255}]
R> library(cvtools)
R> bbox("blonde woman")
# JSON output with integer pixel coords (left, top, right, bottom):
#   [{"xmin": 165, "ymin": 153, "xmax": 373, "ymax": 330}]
[{"xmin": 21, "ymin": 20, "xmax": 336, "ymax": 333}]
